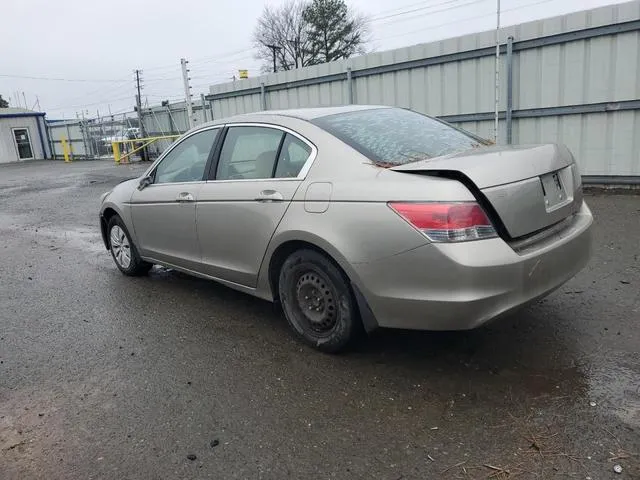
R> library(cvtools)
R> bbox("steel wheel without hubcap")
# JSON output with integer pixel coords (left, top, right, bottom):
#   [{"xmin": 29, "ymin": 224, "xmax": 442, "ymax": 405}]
[
  {"xmin": 279, "ymin": 249, "xmax": 362, "ymax": 353},
  {"xmin": 295, "ymin": 271, "xmax": 337, "ymax": 335},
  {"xmin": 110, "ymin": 225, "xmax": 131, "ymax": 269}
]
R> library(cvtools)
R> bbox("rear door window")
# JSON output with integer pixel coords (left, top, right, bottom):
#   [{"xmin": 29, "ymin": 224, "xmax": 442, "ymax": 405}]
[
  {"xmin": 215, "ymin": 126, "xmax": 284, "ymax": 180},
  {"xmin": 274, "ymin": 134, "xmax": 313, "ymax": 178}
]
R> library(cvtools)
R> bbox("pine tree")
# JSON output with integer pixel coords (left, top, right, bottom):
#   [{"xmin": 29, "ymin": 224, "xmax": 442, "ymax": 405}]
[{"xmin": 303, "ymin": 0, "xmax": 366, "ymax": 64}]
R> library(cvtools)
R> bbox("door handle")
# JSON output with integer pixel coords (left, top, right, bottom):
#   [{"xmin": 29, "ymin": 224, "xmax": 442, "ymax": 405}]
[
  {"xmin": 175, "ymin": 192, "xmax": 195, "ymax": 202},
  {"xmin": 255, "ymin": 190, "xmax": 284, "ymax": 202}
]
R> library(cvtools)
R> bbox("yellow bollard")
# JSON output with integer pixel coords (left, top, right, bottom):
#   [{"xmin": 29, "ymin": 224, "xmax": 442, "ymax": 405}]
[
  {"xmin": 112, "ymin": 142, "xmax": 120, "ymax": 164},
  {"xmin": 62, "ymin": 137, "xmax": 71, "ymax": 163}
]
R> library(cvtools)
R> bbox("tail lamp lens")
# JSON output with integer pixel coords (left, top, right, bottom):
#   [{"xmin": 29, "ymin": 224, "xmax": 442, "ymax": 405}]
[{"xmin": 388, "ymin": 202, "xmax": 497, "ymax": 242}]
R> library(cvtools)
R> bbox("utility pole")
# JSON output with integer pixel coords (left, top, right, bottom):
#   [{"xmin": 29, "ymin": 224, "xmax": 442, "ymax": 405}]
[
  {"xmin": 181, "ymin": 58, "xmax": 195, "ymax": 129},
  {"xmin": 134, "ymin": 69, "xmax": 148, "ymax": 160},
  {"xmin": 135, "ymin": 69, "xmax": 147, "ymax": 136},
  {"xmin": 494, "ymin": 0, "xmax": 501, "ymax": 144},
  {"xmin": 22, "ymin": 92, "xmax": 28, "ymax": 110},
  {"xmin": 265, "ymin": 44, "xmax": 281, "ymax": 73}
]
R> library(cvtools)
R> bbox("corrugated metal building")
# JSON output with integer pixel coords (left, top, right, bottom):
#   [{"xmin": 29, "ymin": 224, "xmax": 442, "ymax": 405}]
[
  {"xmin": 206, "ymin": 1, "xmax": 640, "ymax": 180},
  {"xmin": 0, "ymin": 108, "xmax": 51, "ymax": 163}
]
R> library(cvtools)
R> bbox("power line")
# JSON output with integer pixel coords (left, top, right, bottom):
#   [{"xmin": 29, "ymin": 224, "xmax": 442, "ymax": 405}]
[
  {"xmin": 373, "ymin": 0, "xmax": 489, "ymax": 29},
  {"xmin": 369, "ymin": 0, "xmax": 437, "ymax": 19},
  {"xmin": 141, "ymin": 47, "xmax": 251, "ymax": 72},
  {"xmin": 370, "ymin": 0, "xmax": 482, "ymax": 22},
  {"xmin": 0, "ymin": 73, "xmax": 124, "ymax": 83},
  {"xmin": 46, "ymin": 95, "xmax": 133, "ymax": 112},
  {"xmin": 378, "ymin": 0, "xmax": 556, "ymax": 42},
  {"xmin": 50, "ymin": 78, "xmax": 133, "ymax": 107}
]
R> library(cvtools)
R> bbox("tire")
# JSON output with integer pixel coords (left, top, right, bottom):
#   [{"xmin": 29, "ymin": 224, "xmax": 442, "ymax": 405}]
[
  {"xmin": 107, "ymin": 215, "xmax": 152, "ymax": 276},
  {"xmin": 278, "ymin": 249, "xmax": 361, "ymax": 353}
]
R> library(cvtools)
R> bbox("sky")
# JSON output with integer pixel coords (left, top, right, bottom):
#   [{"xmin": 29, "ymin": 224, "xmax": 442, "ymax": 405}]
[{"xmin": 0, "ymin": 0, "xmax": 630, "ymax": 119}]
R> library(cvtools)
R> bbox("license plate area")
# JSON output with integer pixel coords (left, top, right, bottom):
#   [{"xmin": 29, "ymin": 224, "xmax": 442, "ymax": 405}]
[{"xmin": 540, "ymin": 171, "xmax": 569, "ymax": 212}]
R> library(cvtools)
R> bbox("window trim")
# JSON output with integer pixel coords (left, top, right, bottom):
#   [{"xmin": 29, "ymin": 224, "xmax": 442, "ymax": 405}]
[
  {"xmin": 206, "ymin": 122, "xmax": 317, "ymax": 183},
  {"xmin": 143, "ymin": 125, "xmax": 223, "ymax": 185}
]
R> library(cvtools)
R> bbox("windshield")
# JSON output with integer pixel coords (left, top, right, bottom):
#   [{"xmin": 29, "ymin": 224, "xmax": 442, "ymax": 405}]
[{"xmin": 312, "ymin": 107, "xmax": 490, "ymax": 166}]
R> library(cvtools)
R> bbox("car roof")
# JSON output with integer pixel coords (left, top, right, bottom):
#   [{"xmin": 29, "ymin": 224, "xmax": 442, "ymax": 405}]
[
  {"xmin": 203, "ymin": 105, "xmax": 389, "ymax": 125},
  {"xmin": 253, "ymin": 105, "xmax": 389, "ymax": 120}
]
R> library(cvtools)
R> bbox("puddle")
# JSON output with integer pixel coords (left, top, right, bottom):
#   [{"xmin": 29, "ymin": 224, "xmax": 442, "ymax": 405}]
[
  {"xmin": 587, "ymin": 358, "xmax": 640, "ymax": 428},
  {"xmin": 36, "ymin": 225, "xmax": 105, "ymax": 254},
  {"xmin": 0, "ymin": 215, "xmax": 105, "ymax": 255}
]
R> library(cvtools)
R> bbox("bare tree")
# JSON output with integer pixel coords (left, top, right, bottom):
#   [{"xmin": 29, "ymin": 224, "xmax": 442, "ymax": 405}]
[{"xmin": 253, "ymin": 0, "xmax": 316, "ymax": 72}]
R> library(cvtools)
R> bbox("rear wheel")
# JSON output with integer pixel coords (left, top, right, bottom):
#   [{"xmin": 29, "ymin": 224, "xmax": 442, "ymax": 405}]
[
  {"xmin": 107, "ymin": 216, "xmax": 152, "ymax": 276},
  {"xmin": 278, "ymin": 249, "xmax": 360, "ymax": 353}
]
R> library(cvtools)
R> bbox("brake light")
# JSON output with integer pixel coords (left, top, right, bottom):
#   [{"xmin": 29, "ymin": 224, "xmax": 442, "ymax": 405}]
[{"xmin": 388, "ymin": 202, "xmax": 497, "ymax": 242}]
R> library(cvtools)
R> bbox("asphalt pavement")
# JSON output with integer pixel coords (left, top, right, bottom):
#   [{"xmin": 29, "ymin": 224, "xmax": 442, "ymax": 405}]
[{"xmin": 1, "ymin": 159, "xmax": 638, "ymax": 479}]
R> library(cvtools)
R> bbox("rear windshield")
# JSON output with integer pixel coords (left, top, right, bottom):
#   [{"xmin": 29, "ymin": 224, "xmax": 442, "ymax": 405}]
[{"xmin": 312, "ymin": 107, "xmax": 490, "ymax": 166}]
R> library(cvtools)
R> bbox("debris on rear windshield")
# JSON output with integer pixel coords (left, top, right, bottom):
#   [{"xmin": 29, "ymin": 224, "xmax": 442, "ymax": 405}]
[
  {"xmin": 312, "ymin": 108, "xmax": 491, "ymax": 166},
  {"xmin": 370, "ymin": 161, "xmax": 398, "ymax": 168},
  {"xmin": 371, "ymin": 151, "xmax": 433, "ymax": 168}
]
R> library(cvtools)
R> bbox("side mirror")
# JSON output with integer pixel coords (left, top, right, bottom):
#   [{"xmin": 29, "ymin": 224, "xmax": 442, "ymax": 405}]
[{"xmin": 138, "ymin": 175, "xmax": 153, "ymax": 190}]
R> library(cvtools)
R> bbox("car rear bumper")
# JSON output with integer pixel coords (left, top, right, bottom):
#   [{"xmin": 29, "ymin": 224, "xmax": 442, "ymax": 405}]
[{"xmin": 351, "ymin": 202, "xmax": 593, "ymax": 330}]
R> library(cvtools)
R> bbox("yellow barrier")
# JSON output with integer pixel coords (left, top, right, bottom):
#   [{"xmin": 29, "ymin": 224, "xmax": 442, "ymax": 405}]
[
  {"xmin": 112, "ymin": 135, "xmax": 181, "ymax": 164},
  {"xmin": 61, "ymin": 136, "xmax": 72, "ymax": 162}
]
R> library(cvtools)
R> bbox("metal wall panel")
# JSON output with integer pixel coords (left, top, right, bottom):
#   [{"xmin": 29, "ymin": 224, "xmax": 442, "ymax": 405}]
[
  {"xmin": 193, "ymin": 1, "xmax": 640, "ymax": 178},
  {"xmin": 47, "ymin": 121, "xmax": 87, "ymax": 158}
]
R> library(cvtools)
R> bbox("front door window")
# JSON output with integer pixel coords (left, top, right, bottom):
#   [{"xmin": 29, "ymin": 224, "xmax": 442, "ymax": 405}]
[
  {"xmin": 154, "ymin": 128, "xmax": 219, "ymax": 184},
  {"xmin": 13, "ymin": 128, "xmax": 34, "ymax": 160}
]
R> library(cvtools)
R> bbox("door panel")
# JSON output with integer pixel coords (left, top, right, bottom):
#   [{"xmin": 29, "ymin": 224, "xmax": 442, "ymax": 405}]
[
  {"xmin": 196, "ymin": 180, "xmax": 301, "ymax": 286},
  {"xmin": 131, "ymin": 183, "xmax": 204, "ymax": 270},
  {"xmin": 197, "ymin": 126, "xmax": 314, "ymax": 287},
  {"xmin": 129, "ymin": 127, "xmax": 220, "ymax": 270}
]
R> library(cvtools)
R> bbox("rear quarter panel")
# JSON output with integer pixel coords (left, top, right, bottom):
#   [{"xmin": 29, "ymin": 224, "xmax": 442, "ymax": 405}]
[{"xmin": 254, "ymin": 123, "xmax": 479, "ymax": 300}]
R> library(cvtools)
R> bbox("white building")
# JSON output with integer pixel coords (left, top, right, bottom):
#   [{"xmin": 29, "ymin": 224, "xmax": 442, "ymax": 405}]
[{"xmin": 0, "ymin": 108, "xmax": 51, "ymax": 163}]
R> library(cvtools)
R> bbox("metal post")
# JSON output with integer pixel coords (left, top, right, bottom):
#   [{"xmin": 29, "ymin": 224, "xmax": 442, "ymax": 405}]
[
  {"xmin": 76, "ymin": 113, "xmax": 88, "ymax": 159},
  {"xmin": 494, "ymin": 0, "xmax": 501, "ymax": 144},
  {"xmin": 64, "ymin": 122, "xmax": 74, "ymax": 161},
  {"xmin": 165, "ymin": 105, "xmax": 175, "ymax": 135},
  {"xmin": 506, "ymin": 36, "xmax": 514, "ymax": 145},
  {"xmin": 81, "ymin": 110, "xmax": 92, "ymax": 157},
  {"xmin": 46, "ymin": 122, "xmax": 55, "ymax": 159},
  {"xmin": 200, "ymin": 93, "xmax": 208, "ymax": 122},
  {"xmin": 208, "ymin": 99, "xmax": 214, "ymax": 122},
  {"xmin": 260, "ymin": 82, "xmax": 267, "ymax": 110},
  {"xmin": 346, "ymin": 67, "xmax": 353, "ymax": 104}
]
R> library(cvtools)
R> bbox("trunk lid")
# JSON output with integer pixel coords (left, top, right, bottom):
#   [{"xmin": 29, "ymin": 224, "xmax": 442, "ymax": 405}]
[{"xmin": 390, "ymin": 144, "xmax": 583, "ymax": 239}]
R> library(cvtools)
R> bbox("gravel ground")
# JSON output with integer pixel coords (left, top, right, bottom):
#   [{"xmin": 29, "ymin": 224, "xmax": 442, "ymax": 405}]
[{"xmin": 0, "ymin": 159, "xmax": 638, "ymax": 479}]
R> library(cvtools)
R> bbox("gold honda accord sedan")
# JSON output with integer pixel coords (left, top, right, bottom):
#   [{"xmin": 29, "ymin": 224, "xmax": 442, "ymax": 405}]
[{"xmin": 99, "ymin": 106, "xmax": 593, "ymax": 352}]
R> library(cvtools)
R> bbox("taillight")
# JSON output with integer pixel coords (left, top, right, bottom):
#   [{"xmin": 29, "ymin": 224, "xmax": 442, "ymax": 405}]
[{"xmin": 388, "ymin": 202, "xmax": 497, "ymax": 242}]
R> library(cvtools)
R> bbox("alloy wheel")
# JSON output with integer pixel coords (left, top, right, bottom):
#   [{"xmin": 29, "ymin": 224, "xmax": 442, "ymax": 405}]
[{"xmin": 110, "ymin": 225, "xmax": 131, "ymax": 269}]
